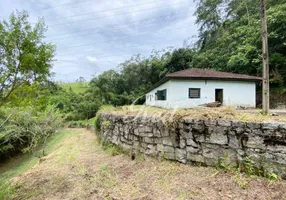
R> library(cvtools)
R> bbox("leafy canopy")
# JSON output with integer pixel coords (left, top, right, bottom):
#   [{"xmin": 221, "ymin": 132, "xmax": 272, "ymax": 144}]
[{"xmin": 0, "ymin": 11, "xmax": 55, "ymax": 106}]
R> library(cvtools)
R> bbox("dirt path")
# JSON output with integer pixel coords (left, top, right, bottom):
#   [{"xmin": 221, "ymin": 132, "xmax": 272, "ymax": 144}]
[{"xmin": 11, "ymin": 128, "xmax": 286, "ymax": 200}]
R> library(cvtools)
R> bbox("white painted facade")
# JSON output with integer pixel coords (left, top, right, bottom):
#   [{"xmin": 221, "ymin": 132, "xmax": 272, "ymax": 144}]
[{"xmin": 145, "ymin": 79, "xmax": 256, "ymax": 109}]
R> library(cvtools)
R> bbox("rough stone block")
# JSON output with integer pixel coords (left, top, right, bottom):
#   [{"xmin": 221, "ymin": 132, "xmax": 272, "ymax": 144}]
[
  {"xmin": 178, "ymin": 122, "xmax": 184, "ymax": 129},
  {"xmin": 247, "ymin": 122, "xmax": 261, "ymax": 129},
  {"xmin": 141, "ymin": 143, "xmax": 147, "ymax": 150},
  {"xmin": 232, "ymin": 120, "xmax": 246, "ymax": 128},
  {"xmin": 209, "ymin": 133, "xmax": 228, "ymax": 145},
  {"xmin": 208, "ymin": 126, "xmax": 228, "ymax": 134},
  {"xmin": 179, "ymin": 139, "xmax": 186, "ymax": 149},
  {"xmin": 142, "ymin": 126, "xmax": 151, "ymax": 133},
  {"xmin": 217, "ymin": 120, "xmax": 231, "ymax": 127},
  {"xmin": 162, "ymin": 137, "xmax": 174, "ymax": 146},
  {"xmin": 251, "ymin": 129, "xmax": 263, "ymax": 136},
  {"xmin": 161, "ymin": 128, "xmax": 170, "ymax": 137},
  {"xmin": 164, "ymin": 152, "xmax": 176, "ymax": 160},
  {"xmin": 244, "ymin": 149, "xmax": 264, "ymax": 166},
  {"xmin": 133, "ymin": 135, "xmax": 139, "ymax": 141},
  {"xmin": 187, "ymin": 153, "xmax": 204, "ymax": 163},
  {"xmin": 144, "ymin": 137, "xmax": 154, "ymax": 144},
  {"xmin": 228, "ymin": 135, "xmax": 240, "ymax": 149},
  {"xmin": 153, "ymin": 129, "xmax": 161, "ymax": 137},
  {"xmin": 138, "ymin": 125, "xmax": 146, "ymax": 133},
  {"xmin": 134, "ymin": 128, "xmax": 139, "ymax": 136},
  {"xmin": 233, "ymin": 127, "xmax": 246, "ymax": 135},
  {"xmin": 244, "ymin": 135, "xmax": 266, "ymax": 149},
  {"xmin": 175, "ymin": 148, "xmax": 187, "ymax": 163},
  {"xmin": 193, "ymin": 133, "xmax": 205, "ymax": 143},
  {"xmin": 111, "ymin": 135, "xmax": 119, "ymax": 145},
  {"xmin": 157, "ymin": 144, "xmax": 164, "ymax": 152},
  {"xmin": 186, "ymin": 146, "xmax": 200, "ymax": 154},
  {"xmin": 133, "ymin": 141, "xmax": 140, "ymax": 149},
  {"xmin": 204, "ymin": 157, "xmax": 218, "ymax": 166},
  {"xmin": 163, "ymin": 145, "xmax": 175, "ymax": 154},
  {"xmin": 184, "ymin": 131, "xmax": 192, "ymax": 139},
  {"xmin": 140, "ymin": 131, "xmax": 153, "ymax": 137},
  {"xmin": 154, "ymin": 137, "xmax": 163, "ymax": 144},
  {"xmin": 262, "ymin": 123, "xmax": 280, "ymax": 130},
  {"xmin": 280, "ymin": 124, "xmax": 286, "ymax": 133},
  {"xmin": 192, "ymin": 123, "xmax": 205, "ymax": 132},
  {"xmin": 202, "ymin": 147, "xmax": 220, "ymax": 160},
  {"xmin": 204, "ymin": 120, "xmax": 217, "ymax": 126},
  {"xmin": 184, "ymin": 118, "xmax": 193, "ymax": 124},
  {"xmin": 267, "ymin": 145, "xmax": 286, "ymax": 154},
  {"xmin": 265, "ymin": 152, "xmax": 286, "ymax": 165},
  {"xmin": 186, "ymin": 138, "xmax": 199, "ymax": 147},
  {"xmin": 146, "ymin": 145, "xmax": 156, "ymax": 155}
]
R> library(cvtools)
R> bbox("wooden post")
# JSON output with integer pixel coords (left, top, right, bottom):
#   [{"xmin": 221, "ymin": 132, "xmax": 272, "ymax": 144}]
[{"xmin": 260, "ymin": 0, "xmax": 270, "ymax": 114}]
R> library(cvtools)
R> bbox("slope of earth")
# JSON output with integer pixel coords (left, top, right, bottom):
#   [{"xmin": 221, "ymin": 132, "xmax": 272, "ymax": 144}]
[
  {"xmin": 58, "ymin": 82, "xmax": 88, "ymax": 94},
  {"xmin": 2, "ymin": 128, "xmax": 286, "ymax": 200}
]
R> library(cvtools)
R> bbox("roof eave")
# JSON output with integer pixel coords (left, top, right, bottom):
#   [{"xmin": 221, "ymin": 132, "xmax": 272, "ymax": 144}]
[{"xmin": 166, "ymin": 76, "xmax": 262, "ymax": 81}]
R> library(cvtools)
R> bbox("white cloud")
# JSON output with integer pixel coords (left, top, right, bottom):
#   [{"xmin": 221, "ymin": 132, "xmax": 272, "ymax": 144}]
[{"xmin": 86, "ymin": 56, "xmax": 98, "ymax": 63}]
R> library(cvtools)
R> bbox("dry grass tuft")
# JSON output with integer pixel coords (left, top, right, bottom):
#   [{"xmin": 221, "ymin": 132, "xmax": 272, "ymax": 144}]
[{"xmin": 99, "ymin": 105, "xmax": 286, "ymax": 123}]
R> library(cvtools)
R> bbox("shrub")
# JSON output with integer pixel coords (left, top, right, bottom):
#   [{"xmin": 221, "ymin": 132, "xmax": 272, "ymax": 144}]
[
  {"xmin": 0, "ymin": 105, "xmax": 63, "ymax": 159},
  {"xmin": 94, "ymin": 115, "xmax": 101, "ymax": 131}
]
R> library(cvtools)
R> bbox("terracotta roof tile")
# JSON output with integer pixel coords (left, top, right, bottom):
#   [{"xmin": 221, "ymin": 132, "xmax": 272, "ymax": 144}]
[{"xmin": 166, "ymin": 68, "xmax": 262, "ymax": 81}]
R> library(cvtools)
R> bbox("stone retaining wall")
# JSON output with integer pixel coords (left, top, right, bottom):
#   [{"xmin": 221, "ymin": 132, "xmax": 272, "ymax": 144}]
[{"xmin": 98, "ymin": 113, "xmax": 286, "ymax": 177}]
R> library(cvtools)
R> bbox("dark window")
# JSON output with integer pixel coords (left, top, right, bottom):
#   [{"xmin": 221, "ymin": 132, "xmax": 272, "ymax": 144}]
[
  {"xmin": 189, "ymin": 88, "xmax": 200, "ymax": 98},
  {"xmin": 156, "ymin": 89, "xmax": 167, "ymax": 100}
]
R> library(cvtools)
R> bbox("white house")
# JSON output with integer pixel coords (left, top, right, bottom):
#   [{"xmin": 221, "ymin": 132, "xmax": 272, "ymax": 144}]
[{"xmin": 145, "ymin": 68, "xmax": 262, "ymax": 109}]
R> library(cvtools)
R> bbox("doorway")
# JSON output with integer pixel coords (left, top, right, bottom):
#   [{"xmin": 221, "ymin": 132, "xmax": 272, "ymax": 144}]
[{"xmin": 215, "ymin": 89, "xmax": 223, "ymax": 104}]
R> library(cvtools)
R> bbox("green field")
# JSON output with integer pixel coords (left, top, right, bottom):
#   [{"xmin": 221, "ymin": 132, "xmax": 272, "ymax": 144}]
[{"xmin": 58, "ymin": 82, "xmax": 88, "ymax": 94}]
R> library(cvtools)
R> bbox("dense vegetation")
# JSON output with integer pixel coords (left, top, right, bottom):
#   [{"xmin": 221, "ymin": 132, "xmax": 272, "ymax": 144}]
[
  {"xmin": 1, "ymin": 1, "xmax": 286, "ymax": 159},
  {"xmin": 0, "ymin": 12, "xmax": 63, "ymax": 159}
]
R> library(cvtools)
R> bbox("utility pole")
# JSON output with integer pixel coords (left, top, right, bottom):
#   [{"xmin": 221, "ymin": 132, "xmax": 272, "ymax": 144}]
[{"xmin": 260, "ymin": 0, "xmax": 269, "ymax": 114}]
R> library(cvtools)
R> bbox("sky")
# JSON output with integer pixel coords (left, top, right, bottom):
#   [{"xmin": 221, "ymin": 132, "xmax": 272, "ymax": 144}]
[{"xmin": 0, "ymin": 0, "xmax": 198, "ymax": 82}]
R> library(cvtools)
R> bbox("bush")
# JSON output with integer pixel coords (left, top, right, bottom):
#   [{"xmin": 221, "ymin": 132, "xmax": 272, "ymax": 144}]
[
  {"xmin": 94, "ymin": 115, "xmax": 101, "ymax": 131},
  {"xmin": 0, "ymin": 105, "xmax": 63, "ymax": 159}
]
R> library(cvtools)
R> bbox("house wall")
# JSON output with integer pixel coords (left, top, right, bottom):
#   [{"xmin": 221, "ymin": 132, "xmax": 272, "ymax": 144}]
[
  {"xmin": 145, "ymin": 80, "xmax": 173, "ymax": 108},
  {"xmin": 146, "ymin": 79, "xmax": 256, "ymax": 109}
]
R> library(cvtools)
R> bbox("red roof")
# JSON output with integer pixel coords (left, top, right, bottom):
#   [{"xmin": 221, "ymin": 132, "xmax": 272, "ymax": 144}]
[{"xmin": 166, "ymin": 68, "xmax": 262, "ymax": 81}]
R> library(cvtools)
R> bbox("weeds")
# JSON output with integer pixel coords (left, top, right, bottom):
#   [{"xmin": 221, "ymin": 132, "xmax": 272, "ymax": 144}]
[
  {"xmin": 0, "ymin": 181, "xmax": 16, "ymax": 200},
  {"xmin": 216, "ymin": 155, "xmax": 235, "ymax": 171},
  {"xmin": 233, "ymin": 173, "xmax": 250, "ymax": 189},
  {"xmin": 101, "ymin": 119, "xmax": 111, "ymax": 129},
  {"xmin": 94, "ymin": 115, "xmax": 100, "ymax": 131},
  {"xmin": 216, "ymin": 155, "xmax": 280, "ymax": 189},
  {"xmin": 68, "ymin": 117, "xmax": 96, "ymax": 128},
  {"xmin": 100, "ymin": 141, "xmax": 126, "ymax": 156}
]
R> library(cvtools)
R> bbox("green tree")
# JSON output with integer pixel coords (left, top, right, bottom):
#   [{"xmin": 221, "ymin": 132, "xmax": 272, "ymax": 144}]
[{"xmin": 0, "ymin": 11, "xmax": 55, "ymax": 106}]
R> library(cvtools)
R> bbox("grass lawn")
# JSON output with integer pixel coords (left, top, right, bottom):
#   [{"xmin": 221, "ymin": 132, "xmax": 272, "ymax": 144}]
[
  {"xmin": 1, "ymin": 128, "xmax": 286, "ymax": 199},
  {"xmin": 58, "ymin": 82, "xmax": 88, "ymax": 94}
]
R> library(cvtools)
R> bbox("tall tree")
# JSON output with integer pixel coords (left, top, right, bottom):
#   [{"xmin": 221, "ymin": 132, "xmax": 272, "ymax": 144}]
[{"xmin": 0, "ymin": 11, "xmax": 55, "ymax": 106}]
